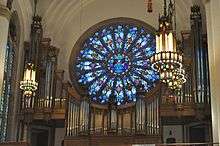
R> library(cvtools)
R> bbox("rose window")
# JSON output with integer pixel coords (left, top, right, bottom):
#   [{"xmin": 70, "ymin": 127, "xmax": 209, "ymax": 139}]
[{"xmin": 75, "ymin": 23, "xmax": 159, "ymax": 105}]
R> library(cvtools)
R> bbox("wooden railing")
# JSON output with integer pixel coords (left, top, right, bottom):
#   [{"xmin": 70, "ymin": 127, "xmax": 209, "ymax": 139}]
[
  {"xmin": 20, "ymin": 70, "xmax": 71, "ymax": 120},
  {"xmin": 160, "ymin": 86, "xmax": 211, "ymax": 118},
  {"xmin": 19, "ymin": 69, "xmax": 211, "ymax": 122}
]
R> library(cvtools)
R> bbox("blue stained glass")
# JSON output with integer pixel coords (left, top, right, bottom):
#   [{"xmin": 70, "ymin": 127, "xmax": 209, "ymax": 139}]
[
  {"xmin": 0, "ymin": 42, "xmax": 15, "ymax": 141},
  {"xmin": 101, "ymin": 28, "xmax": 115, "ymax": 52},
  {"xmin": 140, "ymin": 79, "xmax": 151, "ymax": 91},
  {"xmin": 130, "ymin": 74, "xmax": 141, "ymax": 86},
  {"xmin": 114, "ymin": 25, "xmax": 124, "ymax": 49},
  {"xmin": 143, "ymin": 43, "xmax": 156, "ymax": 57},
  {"xmin": 131, "ymin": 34, "xmax": 152, "ymax": 59},
  {"xmin": 108, "ymin": 54, "xmax": 130, "ymax": 74},
  {"xmin": 97, "ymin": 95, "xmax": 109, "ymax": 103},
  {"xmin": 77, "ymin": 61, "xmax": 102, "ymax": 71},
  {"xmin": 79, "ymin": 70, "xmax": 104, "ymax": 84},
  {"xmin": 123, "ymin": 77, "xmax": 136, "ymax": 101},
  {"xmin": 75, "ymin": 23, "xmax": 158, "ymax": 105},
  {"xmin": 124, "ymin": 26, "xmax": 139, "ymax": 50},
  {"xmin": 134, "ymin": 51, "xmax": 142, "ymax": 59},
  {"xmin": 102, "ymin": 78, "xmax": 114, "ymax": 97},
  {"xmin": 133, "ymin": 60, "xmax": 149, "ymax": 68},
  {"xmin": 80, "ymin": 47, "xmax": 104, "ymax": 60},
  {"xmin": 143, "ymin": 49, "xmax": 155, "ymax": 58},
  {"xmin": 114, "ymin": 79, "xmax": 124, "ymax": 105},
  {"xmin": 79, "ymin": 72, "xmax": 94, "ymax": 83},
  {"xmin": 89, "ymin": 35, "xmax": 108, "ymax": 55},
  {"xmin": 135, "ymin": 34, "xmax": 150, "ymax": 49},
  {"xmin": 89, "ymin": 75, "xmax": 108, "ymax": 95},
  {"xmin": 132, "ymin": 47, "xmax": 139, "ymax": 54},
  {"xmin": 135, "ymin": 68, "xmax": 154, "ymax": 82},
  {"xmin": 145, "ymin": 70, "xmax": 159, "ymax": 81}
]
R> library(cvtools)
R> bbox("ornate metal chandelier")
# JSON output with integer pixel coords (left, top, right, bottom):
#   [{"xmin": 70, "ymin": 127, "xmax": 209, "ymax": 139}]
[
  {"xmin": 20, "ymin": 63, "xmax": 38, "ymax": 96},
  {"xmin": 20, "ymin": 0, "xmax": 41, "ymax": 96},
  {"xmin": 150, "ymin": 0, "xmax": 186, "ymax": 89},
  {"xmin": 167, "ymin": 68, "xmax": 186, "ymax": 89}
]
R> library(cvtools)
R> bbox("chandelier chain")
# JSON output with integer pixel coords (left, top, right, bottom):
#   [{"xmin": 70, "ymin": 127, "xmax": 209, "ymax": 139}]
[
  {"xmin": 164, "ymin": 0, "xmax": 167, "ymax": 16},
  {"xmin": 79, "ymin": 0, "xmax": 83, "ymax": 34},
  {"xmin": 34, "ymin": 0, "xmax": 38, "ymax": 16}
]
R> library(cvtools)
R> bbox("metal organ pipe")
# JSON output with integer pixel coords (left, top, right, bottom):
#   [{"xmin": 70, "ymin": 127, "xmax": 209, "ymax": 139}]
[
  {"xmin": 156, "ymin": 97, "xmax": 159, "ymax": 134},
  {"xmin": 190, "ymin": 5, "xmax": 210, "ymax": 104},
  {"xmin": 79, "ymin": 100, "xmax": 89, "ymax": 132},
  {"xmin": 111, "ymin": 109, "xmax": 117, "ymax": 129},
  {"xmin": 150, "ymin": 102, "xmax": 152, "ymax": 134},
  {"xmin": 67, "ymin": 100, "xmax": 70, "ymax": 136},
  {"xmin": 45, "ymin": 54, "xmax": 56, "ymax": 108},
  {"xmin": 136, "ymin": 98, "xmax": 146, "ymax": 131},
  {"xmin": 67, "ymin": 99, "xmax": 80, "ymax": 136},
  {"xmin": 66, "ymin": 97, "xmax": 160, "ymax": 136},
  {"xmin": 45, "ymin": 61, "xmax": 51, "ymax": 107},
  {"xmin": 73, "ymin": 103, "xmax": 77, "ymax": 135},
  {"xmin": 145, "ymin": 97, "xmax": 160, "ymax": 135}
]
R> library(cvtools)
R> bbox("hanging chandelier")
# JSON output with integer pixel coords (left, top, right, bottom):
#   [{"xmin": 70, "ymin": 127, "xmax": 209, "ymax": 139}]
[
  {"xmin": 150, "ymin": 0, "xmax": 186, "ymax": 89},
  {"xmin": 20, "ymin": 63, "xmax": 38, "ymax": 97},
  {"xmin": 167, "ymin": 68, "xmax": 186, "ymax": 89},
  {"xmin": 20, "ymin": 0, "xmax": 41, "ymax": 97},
  {"xmin": 20, "ymin": 63, "xmax": 38, "ymax": 96}
]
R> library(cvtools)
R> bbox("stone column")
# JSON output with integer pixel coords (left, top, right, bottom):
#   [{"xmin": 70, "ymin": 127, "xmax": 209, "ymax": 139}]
[
  {"xmin": 204, "ymin": 0, "xmax": 220, "ymax": 143},
  {"xmin": 0, "ymin": 3, "xmax": 11, "ymax": 142}
]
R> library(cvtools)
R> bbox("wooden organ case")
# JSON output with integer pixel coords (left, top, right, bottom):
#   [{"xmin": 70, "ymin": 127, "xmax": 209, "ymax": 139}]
[{"xmin": 64, "ymin": 85, "xmax": 162, "ymax": 146}]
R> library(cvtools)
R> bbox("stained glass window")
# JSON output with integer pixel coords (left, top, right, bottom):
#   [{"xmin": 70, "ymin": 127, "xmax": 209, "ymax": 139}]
[
  {"xmin": 75, "ymin": 23, "xmax": 159, "ymax": 105},
  {"xmin": 0, "ymin": 41, "xmax": 15, "ymax": 142}
]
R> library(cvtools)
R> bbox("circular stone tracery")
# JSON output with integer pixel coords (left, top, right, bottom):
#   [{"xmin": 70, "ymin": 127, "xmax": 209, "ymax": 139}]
[{"xmin": 74, "ymin": 21, "xmax": 159, "ymax": 105}]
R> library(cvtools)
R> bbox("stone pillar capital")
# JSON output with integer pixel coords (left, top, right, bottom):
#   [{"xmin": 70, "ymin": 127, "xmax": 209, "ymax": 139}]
[{"xmin": 0, "ymin": 4, "xmax": 11, "ymax": 21}]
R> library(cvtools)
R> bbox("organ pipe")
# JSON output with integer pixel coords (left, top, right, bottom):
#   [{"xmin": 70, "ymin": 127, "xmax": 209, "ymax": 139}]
[
  {"xmin": 136, "ymin": 98, "xmax": 146, "ymax": 131},
  {"xmin": 190, "ymin": 5, "xmax": 210, "ymax": 103},
  {"xmin": 79, "ymin": 100, "xmax": 90, "ymax": 133},
  {"xmin": 67, "ymin": 99, "xmax": 80, "ymax": 136},
  {"xmin": 66, "ymin": 97, "xmax": 160, "ymax": 136},
  {"xmin": 44, "ymin": 49, "xmax": 57, "ymax": 107}
]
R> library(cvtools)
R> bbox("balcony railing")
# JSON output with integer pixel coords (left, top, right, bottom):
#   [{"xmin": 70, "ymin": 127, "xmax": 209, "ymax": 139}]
[
  {"xmin": 20, "ymin": 70, "xmax": 70, "ymax": 120},
  {"xmin": 19, "ymin": 69, "xmax": 211, "ymax": 123}
]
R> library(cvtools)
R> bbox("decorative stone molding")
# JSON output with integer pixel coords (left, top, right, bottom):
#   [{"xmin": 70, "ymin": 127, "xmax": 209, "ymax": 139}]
[
  {"xmin": 0, "ymin": 4, "xmax": 11, "ymax": 21},
  {"xmin": 202, "ymin": 0, "xmax": 210, "ymax": 4}
]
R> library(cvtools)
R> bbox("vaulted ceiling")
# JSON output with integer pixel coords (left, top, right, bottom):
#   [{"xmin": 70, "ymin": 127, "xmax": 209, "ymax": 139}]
[{"xmin": 12, "ymin": 0, "xmax": 206, "ymax": 80}]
